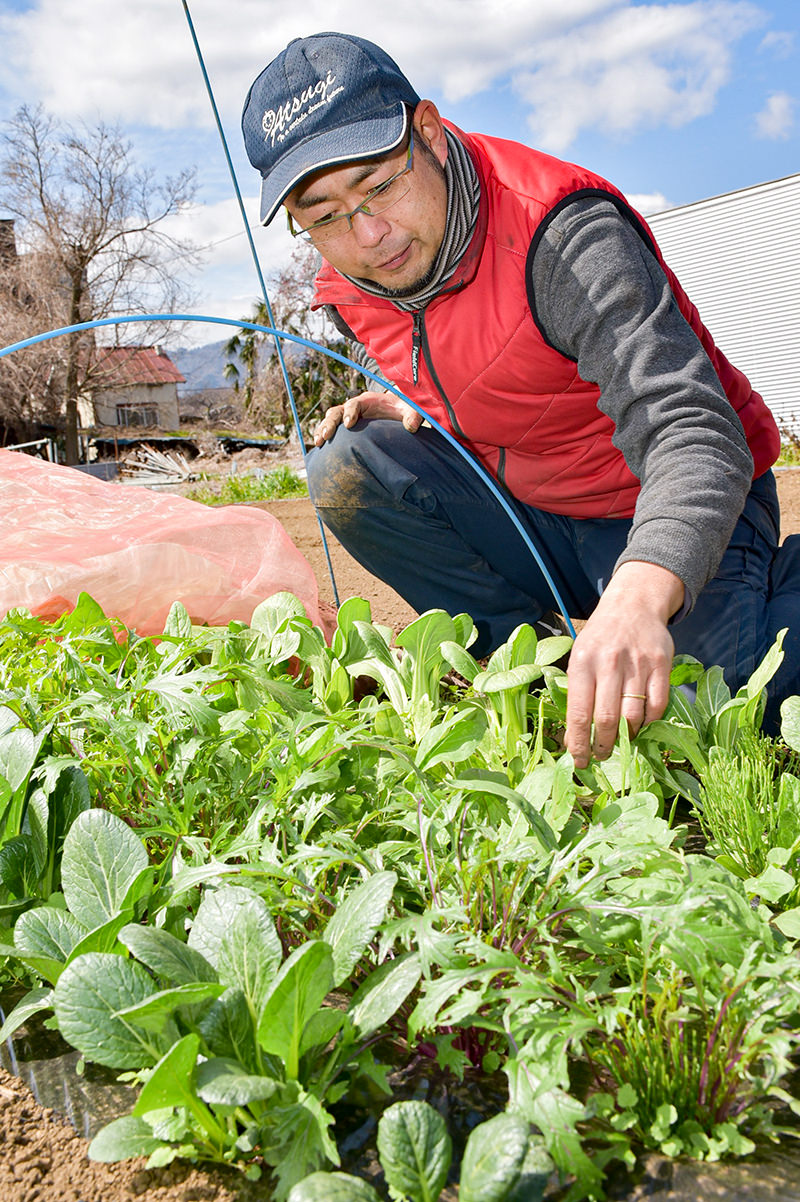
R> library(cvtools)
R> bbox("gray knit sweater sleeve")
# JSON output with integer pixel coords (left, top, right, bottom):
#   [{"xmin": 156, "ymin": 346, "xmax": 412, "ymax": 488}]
[
  {"xmin": 324, "ymin": 303, "xmax": 390, "ymax": 392},
  {"xmin": 531, "ymin": 196, "xmax": 754, "ymax": 608}
]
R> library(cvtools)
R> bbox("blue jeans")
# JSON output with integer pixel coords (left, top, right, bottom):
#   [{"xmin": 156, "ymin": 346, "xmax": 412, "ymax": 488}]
[{"xmin": 307, "ymin": 420, "xmax": 800, "ymax": 731}]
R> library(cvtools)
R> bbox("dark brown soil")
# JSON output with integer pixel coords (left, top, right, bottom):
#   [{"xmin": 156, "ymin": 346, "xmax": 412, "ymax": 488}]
[
  {"xmin": 2, "ymin": 469, "xmax": 800, "ymax": 1202},
  {"xmin": 0, "ymin": 1067, "xmax": 265, "ymax": 1202}
]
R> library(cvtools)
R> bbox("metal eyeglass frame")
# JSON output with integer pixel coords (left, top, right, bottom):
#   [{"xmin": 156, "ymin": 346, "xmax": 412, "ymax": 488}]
[{"xmin": 286, "ymin": 129, "xmax": 415, "ymax": 245}]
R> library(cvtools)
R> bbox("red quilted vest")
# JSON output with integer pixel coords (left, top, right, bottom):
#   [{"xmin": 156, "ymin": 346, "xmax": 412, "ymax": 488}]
[{"xmin": 311, "ymin": 127, "xmax": 779, "ymax": 518}]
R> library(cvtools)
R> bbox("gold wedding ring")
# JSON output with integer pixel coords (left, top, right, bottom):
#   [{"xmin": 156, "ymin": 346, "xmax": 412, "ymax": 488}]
[{"xmin": 622, "ymin": 692, "xmax": 647, "ymax": 700}]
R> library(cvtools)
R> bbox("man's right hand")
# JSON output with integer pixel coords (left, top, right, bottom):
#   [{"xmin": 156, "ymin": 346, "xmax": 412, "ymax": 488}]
[{"xmin": 313, "ymin": 391, "xmax": 423, "ymax": 446}]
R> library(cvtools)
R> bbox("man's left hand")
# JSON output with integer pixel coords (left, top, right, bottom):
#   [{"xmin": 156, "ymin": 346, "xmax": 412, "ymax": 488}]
[{"xmin": 564, "ymin": 561, "xmax": 684, "ymax": 769}]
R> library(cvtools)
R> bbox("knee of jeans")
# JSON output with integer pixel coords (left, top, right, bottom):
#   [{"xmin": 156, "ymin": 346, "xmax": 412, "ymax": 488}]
[
  {"xmin": 306, "ymin": 426, "xmax": 374, "ymax": 509},
  {"xmin": 771, "ymin": 533, "xmax": 800, "ymax": 595}
]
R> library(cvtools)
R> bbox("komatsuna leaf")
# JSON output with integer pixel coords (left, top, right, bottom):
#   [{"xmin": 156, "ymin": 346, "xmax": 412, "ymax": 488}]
[
  {"xmin": 474, "ymin": 664, "xmax": 544, "ymax": 694},
  {"xmin": 773, "ymin": 907, "xmax": 800, "ymax": 939},
  {"xmin": 88, "ymin": 1114, "xmax": 163, "ymax": 1163},
  {"xmin": 188, "ymin": 884, "xmax": 270, "ymax": 970},
  {"xmin": 439, "ymin": 639, "xmax": 481, "ymax": 683},
  {"xmin": 694, "ymin": 665, "xmax": 732, "ymax": 730},
  {"xmin": 69, "ymin": 912, "xmax": 136, "ymax": 961},
  {"xmin": 506, "ymin": 1137, "xmax": 555, "ymax": 1202},
  {"xmin": 196, "ymin": 986, "xmax": 259, "ymax": 1069},
  {"xmin": 0, "ymin": 776, "xmax": 11, "ymax": 832},
  {"xmin": 348, "ymin": 952, "xmax": 421, "ymax": 1039},
  {"xmin": 257, "ymin": 941, "xmax": 334, "ymax": 1076},
  {"xmin": 505, "ymin": 1062, "xmax": 601, "ymax": 1197},
  {"xmin": 195, "ymin": 1056, "xmax": 280, "ymax": 1106},
  {"xmin": 395, "ymin": 610, "xmax": 457, "ymax": 704},
  {"xmin": 742, "ymin": 629, "xmax": 785, "ymax": 700},
  {"xmin": 331, "ymin": 596, "xmax": 373, "ymax": 661},
  {"xmin": 323, "ymin": 664, "xmax": 352, "ymax": 712},
  {"xmin": 217, "ymin": 893, "xmax": 283, "ymax": 1016},
  {"xmin": 347, "ymin": 624, "xmax": 408, "ymax": 715},
  {"xmin": 415, "ymin": 707, "xmax": 488, "ymax": 772},
  {"xmin": 0, "ymin": 723, "xmax": 47, "ymax": 797},
  {"xmin": 60, "ymin": 809, "xmax": 148, "ymax": 929},
  {"xmin": 288, "ymin": 1171, "xmax": 381, "ymax": 1202},
  {"xmin": 13, "ymin": 905, "xmax": 87, "ymax": 972},
  {"xmin": 451, "ymin": 611, "xmax": 477, "ymax": 648},
  {"xmin": 53, "ymin": 951, "xmax": 175, "ymax": 1068},
  {"xmin": 634, "ymin": 719, "xmax": 706, "ymax": 775},
  {"xmin": 781, "ymin": 695, "xmax": 800, "ymax": 754},
  {"xmin": 323, "ymin": 871, "xmax": 397, "ymax": 988},
  {"xmin": 534, "ymin": 634, "xmax": 573, "ymax": 666},
  {"xmin": 162, "ymin": 601, "xmax": 194, "ymax": 641},
  {"xmin": 459, "ymin": 1112, "xmax": 530, "ymax": 1202},
  {"xmin": 29, "ymin": 764, "xmax": 91, "ymax": 869},
  {"xmin": 744, "ymin": 864, "xmax": 795, "ymax": 905},
  {"xmin": 377, "ymin": 1100, "xmax": 452, "ymax": 1202},
  {"xmin": 0, "ymin": 986, "xmax": 53, "ymax": 1042},
  {"xmin": 250, "ymin": 591, "xmax": 308, "ymax": 641},
  {"xmin": 133, "ymin": 1032, "xmax": 201, "ymax": 1115},
  {"xmin": 298, "ymin": 1007, "xmax": 345, "ymax": 1060},
  {"xmin": 119, "ymin": 923, "xmax": 218, "ymax": 986},
  {"xmin": 0, "ymin": 835, "xmax": 41, "ymax": 898},
  {"xmin": 115, "ymin": 981, "xmax": 226, "ymax": 1033}
]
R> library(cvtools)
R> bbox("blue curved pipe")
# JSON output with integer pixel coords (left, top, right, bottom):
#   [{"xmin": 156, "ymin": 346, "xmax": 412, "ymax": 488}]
[{"xmin": 0, "ymin": 313, "xmax": 576, "ymax": 637}]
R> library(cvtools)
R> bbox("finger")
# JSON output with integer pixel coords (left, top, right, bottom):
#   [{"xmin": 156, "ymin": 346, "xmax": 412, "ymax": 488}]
[
  {"xmin": 402, "ymin": 405, "xmax": 423, "ymax": 431},
  {"xmin": 565, "ymin": 672, "xmax": 597, "ymax": 770},
  {"xmin": 619, "ymin": 688, "xmax": 648, "ymax": 738},
  {"xmin": 341, "ymin": 398, "xmax": 365, "ymax": 428},
  {"xmin": 588, "ymin": 664, "xmax": 631, "ymax": 761},
  {"xmin": 590, "ymin": 704, "xmax": 622, "ymax": 762},
  {"xmin": 314, "ymin": 406, "xmax": 344, "ymax": 445},
  {"xmin": 643, "ymin": 669, "xmax": 670, "ymax": 727}
]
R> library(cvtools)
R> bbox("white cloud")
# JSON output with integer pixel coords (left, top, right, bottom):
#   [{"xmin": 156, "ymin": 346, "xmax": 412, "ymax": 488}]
[
  {"xmin": 759, "ymin": 30, "xmax": 795, "ymax": 59},
  {"xmin": 510, "ymin": 2, "xmax": 762, "ymax": 151},
  {"xmin": 158, "ymin": 194, "xmax": 297, "ymax": 346},
  {"xmin": 0, "ymin": 0, "xmax": 762, "ymax": 149},
  {"xmin": 754, "ymin": 92, "xmax": 795, "ymax": 141},
  {"xmin": 624, "ymin": 191, "xmax": 670, "ymax": 216},
  {"xmin": 2, "ymin": 0, "xmax": 605, "ymax": 127}
]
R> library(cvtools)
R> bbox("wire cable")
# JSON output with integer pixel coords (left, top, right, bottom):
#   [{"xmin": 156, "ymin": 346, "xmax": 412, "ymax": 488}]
[{"xmin": 179, "ymin": 0, "xmax": 340, "ymax": 603}]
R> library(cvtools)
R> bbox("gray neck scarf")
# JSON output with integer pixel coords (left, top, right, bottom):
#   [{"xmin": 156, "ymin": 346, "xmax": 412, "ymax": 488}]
[{"xmin": 344, "ymin": 129, "xmax": 480, "ymax": 311}]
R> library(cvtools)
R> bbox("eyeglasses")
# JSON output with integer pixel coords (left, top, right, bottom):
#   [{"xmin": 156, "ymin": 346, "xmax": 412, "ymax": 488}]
[{"xmin": 287, "ymin": 130, "xmax": 415, "ymax": 246}]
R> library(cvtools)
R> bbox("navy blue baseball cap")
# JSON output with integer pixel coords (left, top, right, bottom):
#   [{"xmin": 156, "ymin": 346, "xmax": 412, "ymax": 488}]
[{"xmin": 242, "ymin": 32, "xmax": 420, "ymax": 225}]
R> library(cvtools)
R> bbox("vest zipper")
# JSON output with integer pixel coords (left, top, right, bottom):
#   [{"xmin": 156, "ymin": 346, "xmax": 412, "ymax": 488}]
[
  {"xmin": 411, "ymin": 312, "xmax": 422, "ymax": 386},
  {"xmin": 412, "ymin": 308, "xmax": 467, "ymax": 439}
]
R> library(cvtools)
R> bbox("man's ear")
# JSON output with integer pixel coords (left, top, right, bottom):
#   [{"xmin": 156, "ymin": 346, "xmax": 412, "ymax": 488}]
[{"xmin": 413, "ymin": 100, "xmax": 448, "ymax": 167}]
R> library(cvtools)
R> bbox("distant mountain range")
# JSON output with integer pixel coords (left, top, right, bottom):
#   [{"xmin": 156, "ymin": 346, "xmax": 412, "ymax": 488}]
[
  {"xmin": 167, "ymin": 338, "xmax": 302, "ymax": 394},
  {"xmin": 166, "ymin": 340, "xmax": 236, "ymax": 393}
]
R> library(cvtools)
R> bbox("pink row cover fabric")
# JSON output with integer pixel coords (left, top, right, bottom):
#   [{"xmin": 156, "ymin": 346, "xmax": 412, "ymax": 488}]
[{"xmin": 0, "ymin": 450, "xmax": 323, "ymax": 635}]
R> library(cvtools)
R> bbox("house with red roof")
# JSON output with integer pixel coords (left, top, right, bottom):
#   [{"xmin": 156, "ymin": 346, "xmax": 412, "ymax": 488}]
[{"xmin": 86, "ymin": 345, "xmax": 185, "ymax": 429}]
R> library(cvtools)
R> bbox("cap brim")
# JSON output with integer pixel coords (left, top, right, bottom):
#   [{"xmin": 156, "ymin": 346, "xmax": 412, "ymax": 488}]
[{"xmin": 259, "ymin": 104, "xmax": 409, "ymax": 225}]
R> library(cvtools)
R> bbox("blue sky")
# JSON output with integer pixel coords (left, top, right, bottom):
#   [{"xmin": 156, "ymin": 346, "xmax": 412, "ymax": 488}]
[{"xmin": 0, "ymin": 0, "xmax": 797, "ymax": 344}]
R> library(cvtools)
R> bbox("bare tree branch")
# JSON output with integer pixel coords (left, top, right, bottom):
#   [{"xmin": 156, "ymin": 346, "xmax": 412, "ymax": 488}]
[{"xmin": 0, "ymin": 104, "xmax": 202, "ymax": 461}]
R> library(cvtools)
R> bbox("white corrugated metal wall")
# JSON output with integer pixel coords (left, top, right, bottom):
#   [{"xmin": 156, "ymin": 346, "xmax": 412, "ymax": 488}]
[{"xmin": 645, "ymin": 174, "xmax": 800, "ymax": 434}]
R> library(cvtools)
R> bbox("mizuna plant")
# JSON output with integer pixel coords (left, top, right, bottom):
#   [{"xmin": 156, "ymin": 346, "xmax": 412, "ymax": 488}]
[{"xmin": 1, "ymin": 599, "xmax": 799, "ymax": 1200}]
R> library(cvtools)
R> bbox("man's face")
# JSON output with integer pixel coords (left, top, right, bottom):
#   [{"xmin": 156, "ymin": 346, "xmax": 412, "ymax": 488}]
[{"xmin": 284, "ymin": 113, "xmax": 448, "ymax": 295}]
